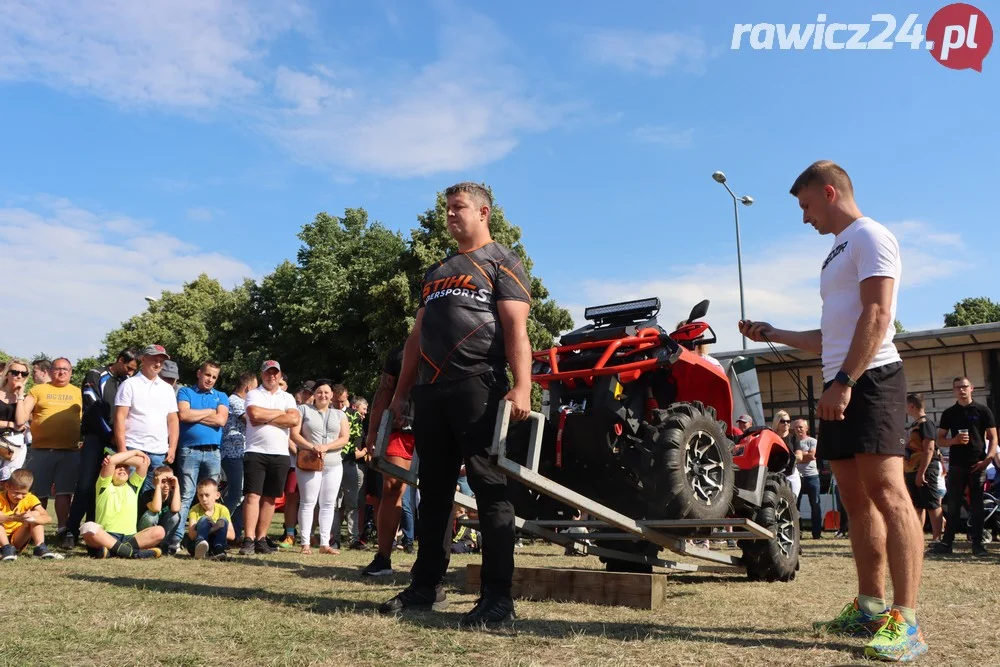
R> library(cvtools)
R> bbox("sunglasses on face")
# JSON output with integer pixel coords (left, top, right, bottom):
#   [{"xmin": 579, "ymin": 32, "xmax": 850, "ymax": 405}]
[
  {"xmin": 779, "ymin": 419, "xmax": 791, "ymax": 424},
  {"xmin": 7, "ymin": 370, "xmax": 29, "ymax": 378}
]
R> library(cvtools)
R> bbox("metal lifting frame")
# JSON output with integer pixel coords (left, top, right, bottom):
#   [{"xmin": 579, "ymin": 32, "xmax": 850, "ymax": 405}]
[{"xmin": 371, "ymin": 402, "xmax": 774, "ymax": 574}]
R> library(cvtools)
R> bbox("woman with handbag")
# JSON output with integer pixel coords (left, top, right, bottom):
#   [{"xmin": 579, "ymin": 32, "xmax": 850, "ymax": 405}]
[
  {"xmin": 0, "ymin": 359, "xmax": 31, "ymax": 482},
  {"xmin": 290, "ymin": 381, "xmax": 350, "ymax": 554}
]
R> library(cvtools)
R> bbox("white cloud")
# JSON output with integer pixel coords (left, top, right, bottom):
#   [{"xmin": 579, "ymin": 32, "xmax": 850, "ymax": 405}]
[
  {"xmin": 263, "ymin": 10, "xmax": 562, "ymax": 177},
  {"xmin": 583, "ymin": 29, "xmax": 709, "ymax": 75},
  {"xmin": 632, "ymin": 125, "xmax": 695, "ymax": 149},
  {"xmin": 0, "ymin": 196, "xmax": 253, "ymax": 360},
  {"xmin": 0, "ymin": 0, "xmax": 307, "ymax": 109},
  {"xmin": 185, "ymin": 207, "xmax": 215, "ymax": 222},
  {"xmin": 562, "ymin": 222, "xmax": 964, "ymax": 353}
]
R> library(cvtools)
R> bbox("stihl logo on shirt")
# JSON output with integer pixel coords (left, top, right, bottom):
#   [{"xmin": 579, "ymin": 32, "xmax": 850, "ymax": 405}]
[
  {"xmin": 822, "ymin": 241, "xmax": 848, "ymax": 270},
  {"xmin": 423, "ymin": 274, "xmax": 491, "ymax": 304}
]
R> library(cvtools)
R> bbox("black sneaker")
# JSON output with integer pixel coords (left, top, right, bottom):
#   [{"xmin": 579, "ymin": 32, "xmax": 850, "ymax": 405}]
[
  {"xmin": 460, "ymin": 592, "xmax": 516, "ymax": 629},
  {"xmin": 378, "ymin": 585, "xmax": 448, "ymax": 615},
  {"xmin": 402, "ymin": 541, "xmax": 414, "ymax": 554},
  {"xmin": 33, "ymin": 544, "xmax": 65, "ymax": 560},
  {"xmin": 362, "ymin": 552, "xmax": 394, "ymax": 577},
  {"xmin": 928, "ymin": 542, "xmax": 953, "ymax": 555},
  {"xmin": 1, "ymin": 544, "xmax": 18, "ymax": 561},
  {"xmin": 264, "ymin": 536, "xmax": 280, "ymax": 550},
  {"xmin": 239, "ymin": 537, "xmax": 256, "ymax": 556},
  {"xmin": 255, "ymin": 538, "xmax": 274, "ymax": 555},
  {"xmin": 58, "ymin": 531, "xmax": 76, "ymax": 550},
  {"xmin": 350, "ymin": 540, "xmax": 367, "ymax": 551},
  {"xmin": 972, "ymin": 544, "xmax": 989, "ymax": 557}
]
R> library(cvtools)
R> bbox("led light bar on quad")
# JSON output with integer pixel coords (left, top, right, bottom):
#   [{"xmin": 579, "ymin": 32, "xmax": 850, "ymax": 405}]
[{"xmin": 584, "ymin": 297, "xmax": 660, "ymax": 324}]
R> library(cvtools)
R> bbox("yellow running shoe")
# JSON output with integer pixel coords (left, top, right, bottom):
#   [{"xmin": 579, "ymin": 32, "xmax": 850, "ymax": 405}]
[
  {"xmin": 864, "ymin": 609, "xmax": 928, "ymax": 662},
  {"xmin": 813, "ymin": 598, "xmax": 888, "ymax": 637}
]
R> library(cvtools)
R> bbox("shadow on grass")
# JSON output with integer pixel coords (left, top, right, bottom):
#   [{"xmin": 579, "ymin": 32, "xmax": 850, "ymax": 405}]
[
  {"xmin": 68, "ymin": 574, "xmax": 383, "ymax": 615},
  {"xmin": 395, "ymin": 611, "xmax": 860, "ymax": 654}
]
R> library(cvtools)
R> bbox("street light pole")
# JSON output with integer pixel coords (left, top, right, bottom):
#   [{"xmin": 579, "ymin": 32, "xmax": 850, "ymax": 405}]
[{"xmin": 712, "ymin": 171, "xmax": 753, "ymax": 350}]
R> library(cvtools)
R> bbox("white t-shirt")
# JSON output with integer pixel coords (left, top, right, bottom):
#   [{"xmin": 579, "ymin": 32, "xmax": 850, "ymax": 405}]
[
  {"xmin": 819, "ymin": 217, "xmax": 902, "ymax": 382},
  {"xmin": 115, "ymin": 373, "xmax": 179, "ymax": 455},
  {"xmin": 244, "ymin": 387, "xmax": 297, "ymax": 456}
]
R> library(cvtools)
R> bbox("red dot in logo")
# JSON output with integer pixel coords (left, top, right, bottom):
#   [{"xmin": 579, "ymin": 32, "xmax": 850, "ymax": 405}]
[{"xmin": 927, "ymin": 3, "xmax": 993, "ymax": 71}]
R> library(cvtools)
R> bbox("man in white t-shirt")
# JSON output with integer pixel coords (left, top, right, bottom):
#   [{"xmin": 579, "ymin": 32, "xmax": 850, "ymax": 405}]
[
  {"xmin": 739, "ymin": 161, "xmax": 926, "ymax": 661},
  {"xmin": 239, "ymin": 360, "xmax": 299, "ymax": 556},
  {"xmin": 113, "ymin": 345, "xmax": 179, "ymax": 493}
]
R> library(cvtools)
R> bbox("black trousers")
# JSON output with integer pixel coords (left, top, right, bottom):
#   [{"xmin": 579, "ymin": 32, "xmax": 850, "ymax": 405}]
[
  {"xmin": 66, "ymin": 434, "xmax": 108, "ymax": 537},
  {"xmin": 410, "ymin": 370, "xmax": 515, "ymax": 596},
  {"xmin": 942, "ymin": 464, "xmax": 986, "ymax": 546}
]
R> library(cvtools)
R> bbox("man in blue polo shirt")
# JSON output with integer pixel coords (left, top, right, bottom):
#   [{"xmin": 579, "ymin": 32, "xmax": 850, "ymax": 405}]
[{"xmin": 171, "ymin": 360, "xmax": 229, "ymax": 553}]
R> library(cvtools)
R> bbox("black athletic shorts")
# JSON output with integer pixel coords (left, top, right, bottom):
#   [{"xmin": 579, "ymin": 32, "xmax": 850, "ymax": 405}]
[
  {"xmin": 817, "ymin": 361, "xmax": 906, "ymax": 461},
  {"xmin": 243, "ymin": 452, "xmax": 291, "ymax": 498},
  {"xmin": 904, "ymin": 464, "xmax": 941, "ymax": 511}
]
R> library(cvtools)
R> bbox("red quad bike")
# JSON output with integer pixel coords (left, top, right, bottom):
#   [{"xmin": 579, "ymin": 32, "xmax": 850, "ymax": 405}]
[{"xmin": 506, "ymin": 297, "xmax": 801, "ymax": 581}]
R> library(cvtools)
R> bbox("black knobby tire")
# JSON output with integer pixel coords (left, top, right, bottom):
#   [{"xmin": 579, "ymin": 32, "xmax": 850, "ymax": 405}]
[
  {"xmin": 648, "ymin": 401, "xmax": 735, "ymax": 521},
  {"xmin": 739, "ymin": 473, "xmax": 800, "ymax": 582}
]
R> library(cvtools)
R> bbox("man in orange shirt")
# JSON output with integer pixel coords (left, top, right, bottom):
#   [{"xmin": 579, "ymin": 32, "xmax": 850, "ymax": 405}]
[{"xmin": 14, "ymin": 357, "xmax": 83, "ymax": 547}]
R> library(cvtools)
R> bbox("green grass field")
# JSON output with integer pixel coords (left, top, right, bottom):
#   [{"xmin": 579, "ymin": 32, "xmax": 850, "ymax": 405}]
[{"xmin": 2, "ymin": 532, "xmax": 997, "ymax": 667}]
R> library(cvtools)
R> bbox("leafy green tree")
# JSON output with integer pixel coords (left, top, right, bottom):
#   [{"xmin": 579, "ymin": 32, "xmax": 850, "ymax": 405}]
[
  {"xmin": 943, "ymin": 297, "xmax": 1000, "ymax": 328},
  {"xmin": 71, "ymin": 355, "xmax": 105, "ymax": 387},
  {"xmin": 894, "ymin": 320, "xmax": 906, "ymax": 334}
]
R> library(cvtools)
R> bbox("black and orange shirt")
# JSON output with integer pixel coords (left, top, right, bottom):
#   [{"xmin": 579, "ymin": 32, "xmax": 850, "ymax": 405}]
[{"xmin": 417, "ymin": 242, "xmax": 531, "ymax": 385}]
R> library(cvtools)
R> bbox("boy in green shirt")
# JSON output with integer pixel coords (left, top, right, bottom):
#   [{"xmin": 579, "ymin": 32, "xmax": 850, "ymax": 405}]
[
  {"xmin": 186, "ymin": 478, "xmax": 234, "ymax": 560},
  {"xmin": 79, "ymin": 450, "xmax": 164, "ymax": 558}
]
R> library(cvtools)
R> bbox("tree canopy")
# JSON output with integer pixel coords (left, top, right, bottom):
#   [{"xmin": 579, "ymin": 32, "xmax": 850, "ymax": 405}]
[
  {"xmin": 943, "ymin": 297, "xmax": 1000, "ymax": 328},
  {"xmin": 96, "ymin": 192, "xmax": 572, "ymax": 400}
]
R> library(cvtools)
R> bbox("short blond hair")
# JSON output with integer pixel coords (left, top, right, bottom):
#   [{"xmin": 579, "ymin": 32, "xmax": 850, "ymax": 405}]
[{"xmin": 789, "ymin": 160, "xmax": 854, "ymax": 197}]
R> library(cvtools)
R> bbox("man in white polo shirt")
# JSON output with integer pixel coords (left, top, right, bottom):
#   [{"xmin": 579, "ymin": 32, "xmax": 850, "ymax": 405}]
[
  {"xmin": 240, "ymin": 360, "xmax": 299, "ymax": 556},
  {"xmin": 114, "ymin": 345, "xmax": 180, "ymax": 493}
]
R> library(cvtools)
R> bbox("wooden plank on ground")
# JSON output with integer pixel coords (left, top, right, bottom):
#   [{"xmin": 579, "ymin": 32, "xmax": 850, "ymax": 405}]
[{"xmin": 465, "ymin": 564, "xmax": 670, "ymax": 610}]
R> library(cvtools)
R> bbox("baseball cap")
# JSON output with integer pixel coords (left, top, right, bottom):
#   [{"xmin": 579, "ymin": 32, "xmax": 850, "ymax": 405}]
[
  {"xmin": 141, "ymin": 344, "xmax": 170, "ymax": 359},
  {"xmin": 159, "ymin": 360, "xmax": 180, "ymax": 380},
  {"xmin": 260, "ymin": 360, "xmax": 281, "ymax": 373},
  {"xmin": 736, "ymin": 414, "xmax": 752, "ymax": 424}
]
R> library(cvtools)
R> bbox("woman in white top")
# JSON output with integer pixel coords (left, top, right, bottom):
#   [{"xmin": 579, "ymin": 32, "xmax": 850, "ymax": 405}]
[
  {"xmin": 0, "ymin": 359, "xmax": 30, "ymax": 481},
  {"xmin": 773, "ymin": 409, "xmax": 801, "ymax": 498},
  {"xmin": 290, "ymin": 382, "xmax": 350, "ymax": 554}
]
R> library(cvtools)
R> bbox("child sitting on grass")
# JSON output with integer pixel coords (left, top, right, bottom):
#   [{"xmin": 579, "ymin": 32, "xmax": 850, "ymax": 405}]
[
  {"xmin": 0, "ymin": 469, "xmax": 63, "ymax": 560},
  {"xmin": 79, "ymin": 450, "xmax": 164, "ymax": 559},
  {"xmin": 138, "ymin": 466, "xmax": 181, "ymax": 552},
  {"xmin": 186, "ymin": 478, "xmax": 234, "ymax": 560}
]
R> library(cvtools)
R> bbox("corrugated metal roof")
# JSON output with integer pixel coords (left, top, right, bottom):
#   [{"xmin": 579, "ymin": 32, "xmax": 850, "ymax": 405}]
[{"xmin": 715, "ymin": 321, "xmax": 1000, "ymax": 366}]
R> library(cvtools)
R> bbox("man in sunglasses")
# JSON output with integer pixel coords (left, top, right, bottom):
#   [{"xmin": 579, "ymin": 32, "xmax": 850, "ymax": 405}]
[
  {"xmin": 14, "ymin": 357, "xmax": 83, "ymax": 546},
  {"xmin": 931, "ymin": 377, "xmax": 997, "ymax": 557}
]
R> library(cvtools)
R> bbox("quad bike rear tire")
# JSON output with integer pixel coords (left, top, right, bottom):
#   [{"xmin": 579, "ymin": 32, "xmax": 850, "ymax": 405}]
[
  {"xmin": 739, "ymin": 473, "xmax": 800, "ymax": 582},
  {"xmin": 647, "ymin": 402, "xmax": 735, "ymax": 521}
]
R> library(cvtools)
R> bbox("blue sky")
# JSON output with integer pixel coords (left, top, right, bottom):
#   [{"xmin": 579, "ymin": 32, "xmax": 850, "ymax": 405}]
[{"xmin": 1, "ymin": 0, "xmax": 997, "ymax": 360}]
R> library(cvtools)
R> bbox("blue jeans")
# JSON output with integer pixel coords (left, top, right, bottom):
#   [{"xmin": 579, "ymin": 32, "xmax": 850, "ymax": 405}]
[
  {"xmin": 128, "ymin": 449, "xmax": 166, "ymax": 494},
  {"xmin": 799, "ymin": 474, "xmax": 823, "ymax": 538},
  {"xmin": 138, "ymin": 510, "xmax": 181, "ymax": 549},
  {"xmin": 400, "ymin": 483, "xmax": 416, "ymax": 544},
  {"xmin": 221, "ymin": 456, "xmax": 244, "ymax": 539},
  {"xmin": 188, "ymin": 517, "xmax": 229, "ymax": 555},
  {"xmin": 174, "ymin": 448, "xmax": 222, "ymax": 544},
  {"xmin": 457, "ymin": 475, "xmax": 473, "ymax": 497}
]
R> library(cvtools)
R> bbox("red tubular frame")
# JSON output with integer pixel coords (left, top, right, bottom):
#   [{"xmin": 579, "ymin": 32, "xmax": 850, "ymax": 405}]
[{"xmin": 531, "ymin": 328, "xmax": 664, "ymax": 388}]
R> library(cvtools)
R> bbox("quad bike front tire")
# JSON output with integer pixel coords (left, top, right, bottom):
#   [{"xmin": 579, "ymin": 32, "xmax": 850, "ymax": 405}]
[
  {"xmin": 647, "ymin": 402, "xmax": 735, "ymax": 521},
  {"xmin": 739, "ymin": 473, "xmax": 800, "ymax": 582}
]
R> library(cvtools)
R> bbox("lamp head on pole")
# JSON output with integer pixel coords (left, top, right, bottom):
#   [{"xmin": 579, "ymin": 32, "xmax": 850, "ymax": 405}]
[
  {"xmin": 711, "ymin": 171, "xmax": 727, "ymax": 184},
  {"xmin": 740, "ymin": 195, "xmax": 754, "ymax": 206}
]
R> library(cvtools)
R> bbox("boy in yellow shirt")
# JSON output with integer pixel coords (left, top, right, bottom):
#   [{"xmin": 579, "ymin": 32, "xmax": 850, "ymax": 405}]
[
  {"xmin": 0, "ymin": 469, "xmax": 64, "ymax": 560},
  {"xmin": 187, "ymin": 478, "xmax": 234, "ymax": 560},
  {"xmin": 79, "ymin": 450, "xmax": 164, "ymax": 558}
]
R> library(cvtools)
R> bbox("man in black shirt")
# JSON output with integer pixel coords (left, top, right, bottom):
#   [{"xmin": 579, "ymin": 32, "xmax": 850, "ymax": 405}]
[
  {"xmin": 379, "ymin": 182, "xmax": 532, "ymax": 628},
  {"xmin": 904, "ymin": 394, "xmax": 943, "ymax": 543},
  {"xmin": 931, "ymin": 376, "xmax": 998, "ymax": 557},
  {"xmin": 65, "ymin": 349, "xmax": 139, "ymax": 547}
]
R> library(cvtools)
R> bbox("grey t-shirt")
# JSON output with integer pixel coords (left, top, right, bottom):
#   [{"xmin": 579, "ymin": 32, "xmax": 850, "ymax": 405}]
[
  {"xmin": 796, "ymin": 436, "xmax": 819, "ymax": 477},
  {"xmin": 297, "ymin": 405, "xmax": 347, "ymax": 467}
]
